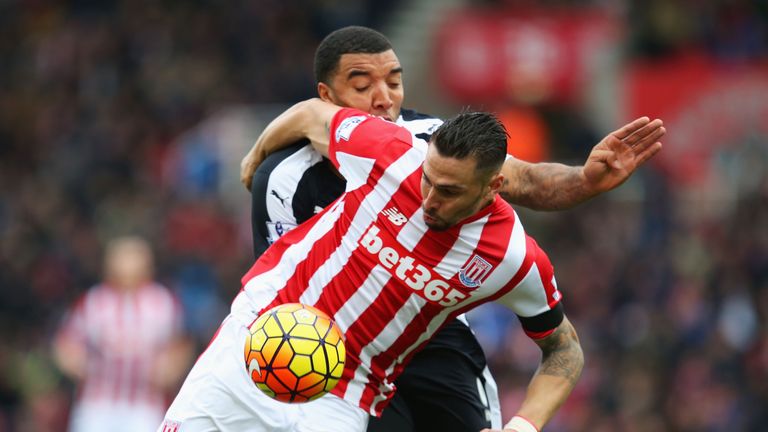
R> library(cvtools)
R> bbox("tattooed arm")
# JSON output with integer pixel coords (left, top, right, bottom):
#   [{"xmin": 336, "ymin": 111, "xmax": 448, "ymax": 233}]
[
  {"xmin": 500, "ymin": 117, "xmax": 665, "ymax": 210},
  {"xmin": 520, "ymin": 316, "xmax": 583, "ymax": 427},
  {"xmin": 240, "ymin": 98, "xmax": 339, "ymax": 189},
  {"xmin": 483, "ymin": 316, "xmax": 583, "ymax": 432}
]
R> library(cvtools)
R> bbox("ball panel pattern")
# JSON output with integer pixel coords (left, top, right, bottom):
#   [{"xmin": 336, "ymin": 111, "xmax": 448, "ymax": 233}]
[{"xmin": 244, "ymin": 303, "xmax": 346, "ymax": 403}]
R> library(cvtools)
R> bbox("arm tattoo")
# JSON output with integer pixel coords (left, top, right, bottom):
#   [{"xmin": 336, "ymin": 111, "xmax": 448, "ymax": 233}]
[
  {"xmin": 502, "ymin": 162, "xmax": 590, "ymax": 211},
  {"xmin": 536, "ymin": 322, "xmax": 583, "ymax": 386}
]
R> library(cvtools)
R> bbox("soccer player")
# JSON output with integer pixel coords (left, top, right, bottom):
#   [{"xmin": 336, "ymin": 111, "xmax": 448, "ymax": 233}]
[
  {"xmin": 239, "ymin": 26, "xmax": 665, "ymax": 432},
  {"xmin": 54, "ymin": 236, "xmax": 192, "ymax": 432},
  {"xmin": 162, "ymin": 98, "xmax": 661, "ymax": 431}
]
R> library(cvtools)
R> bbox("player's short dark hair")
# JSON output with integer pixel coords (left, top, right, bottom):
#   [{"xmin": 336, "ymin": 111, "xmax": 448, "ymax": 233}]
[
  {"xmin": 430, "ymin": 112, "xmax": 508, "ymax": 176},
  {"xmin": 314, "ymin": 26, "xmax": 393, "ymax": 84}
]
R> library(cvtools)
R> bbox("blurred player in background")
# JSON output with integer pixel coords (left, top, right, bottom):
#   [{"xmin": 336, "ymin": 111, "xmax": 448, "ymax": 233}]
[
  {"xmin": 54, "ymin": 236, "xmax": 192, "ymax": 432},
  {"xmin": 240, "ymin": 26, "xmax": 664, "ymax": 432}
]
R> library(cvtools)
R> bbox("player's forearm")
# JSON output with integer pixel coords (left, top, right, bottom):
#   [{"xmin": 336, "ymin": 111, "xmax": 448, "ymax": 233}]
[
  {"xmin": 248, "ymin": 99, "xmax": 329, "ymax": 164},
  {"xmin": 500, "ymin": 159, "xmax": 596, "ymax": 211},
  {"xmin": 53, "ymin": 338, "xmax": 88, "ymax": 381},
  {"xmin": 512, "ymin": 318, "xmax": 584, "ymax": 430}
]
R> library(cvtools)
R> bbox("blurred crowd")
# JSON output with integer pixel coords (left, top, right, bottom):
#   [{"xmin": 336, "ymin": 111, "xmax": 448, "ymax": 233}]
[{"xmin": 1, "ymin": 0, "xmax": 767, "ymax": 431}]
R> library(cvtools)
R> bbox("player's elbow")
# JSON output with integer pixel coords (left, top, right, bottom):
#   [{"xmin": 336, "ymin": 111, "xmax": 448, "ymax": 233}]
[{"xmin": 536, "ymin": 317, "xmax": 585, "ymax": 383}]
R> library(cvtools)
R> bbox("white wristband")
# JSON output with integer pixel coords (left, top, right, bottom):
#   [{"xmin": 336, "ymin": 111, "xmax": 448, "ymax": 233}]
[{"xmin": 503, "ymin": 415, "xmax": 538, "ymax": 432}]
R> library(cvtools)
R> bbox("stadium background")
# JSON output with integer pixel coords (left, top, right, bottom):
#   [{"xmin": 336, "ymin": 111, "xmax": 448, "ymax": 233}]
[{"xmin": 1, "ymin": 0, "xmax": 767, "ymax": 430}]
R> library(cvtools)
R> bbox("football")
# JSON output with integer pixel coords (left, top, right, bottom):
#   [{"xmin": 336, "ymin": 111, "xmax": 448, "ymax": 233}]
[{"xmin": 244, "ymin": 303, "xmax": 346, "ymax": 403}]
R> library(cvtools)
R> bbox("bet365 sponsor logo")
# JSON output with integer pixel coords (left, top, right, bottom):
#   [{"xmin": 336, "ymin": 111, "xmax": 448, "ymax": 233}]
[{"xmin": 359, "ymin": 224, "xmax": 467, "ymax": 307}]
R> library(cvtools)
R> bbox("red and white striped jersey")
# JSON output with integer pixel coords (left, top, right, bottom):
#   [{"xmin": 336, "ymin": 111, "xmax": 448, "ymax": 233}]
[
  {"xmin": 236, "ymin": 108, "xmax": 562, "ymax": 415},
  {"xmin": 57, "ymin": 282, "xmax": 184, "ymax": 408}
]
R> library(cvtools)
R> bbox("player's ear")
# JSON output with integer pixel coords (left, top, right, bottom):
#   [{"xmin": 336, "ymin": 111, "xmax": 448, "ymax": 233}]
[
  {"xmin": 487, "ymin": 172, "xmax": 504, "ymax": 198},
  {"xmin": 317, "ymin": 82, "xmax": 334, "ymax": 103}
]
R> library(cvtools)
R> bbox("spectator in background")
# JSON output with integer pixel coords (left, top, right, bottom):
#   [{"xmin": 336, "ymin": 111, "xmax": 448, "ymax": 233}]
[{"xmin": 53, "ymin": 236, "xmax": 192, "ymax": 432}]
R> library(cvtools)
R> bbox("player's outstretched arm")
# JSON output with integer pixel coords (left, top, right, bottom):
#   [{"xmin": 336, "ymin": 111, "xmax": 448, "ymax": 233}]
[
  {"xmin": 240, "ymin": 98, "xmax": 342, "ymax": 190},
  {"xmin": 482, "ymin": 316, "xmax": 584, "ymax": 432},
  {"xmin": 500, "ymin": 117, "xmax": 665, "ymax": 210}
]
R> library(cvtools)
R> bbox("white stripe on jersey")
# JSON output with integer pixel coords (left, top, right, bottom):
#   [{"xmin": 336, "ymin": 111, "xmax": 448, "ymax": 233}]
[
  {"xmin": 395, "ymin": 207, "xmax": 428, "ymax": 250},
  {"xmin": 336, "ymin": 152, "xmax": 375, "ymax": 192}
]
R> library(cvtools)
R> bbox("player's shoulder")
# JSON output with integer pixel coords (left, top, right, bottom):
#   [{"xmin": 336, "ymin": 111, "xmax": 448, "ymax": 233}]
[
  {"xmin": 255, "ymin": 139, "xmax": 323, "ymax": 178},
  {"xmin": 259, "ymin": 140, "xmax": 314, "ymax": 168},
  {"xmin": 397, "ymin": 108, "xmax": 443, "ymax": 141},
  {"xmin": 399, "ymin": 108, "xmax": 439, "ymax": 122},
  {"xmin": 394, "ymin": 108, "xmax": 443, "ymax": 148},
  {"xmin": 398, "ymin": 108, "xmax": 442, "ymax": 125}
]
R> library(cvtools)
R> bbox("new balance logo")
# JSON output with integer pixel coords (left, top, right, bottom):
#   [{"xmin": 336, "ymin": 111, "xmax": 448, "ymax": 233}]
[{"xmin": 382, "ymin": 208, "xmax": 407, "ymax": 226}]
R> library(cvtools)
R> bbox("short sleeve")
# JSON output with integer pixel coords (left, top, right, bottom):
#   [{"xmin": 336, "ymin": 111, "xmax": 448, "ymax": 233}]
[
  {"xmin": 495, "ymin": 236, "xmax": 564, "ymax": 339},
  {"xmin": 330, "ymin": 109, "xmax": 413, "ymax": 162},
  {"xmin": 328, "ymin": 108, "xmax": 414, "ymax": 191}
]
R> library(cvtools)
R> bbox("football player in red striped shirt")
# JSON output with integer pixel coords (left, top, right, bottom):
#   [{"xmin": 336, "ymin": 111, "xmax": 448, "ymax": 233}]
[
  {"xmin": 162, "ymin": 99, "xmax": 602, "ymax": 431},
  {"xmin": 55, "ymin": 236, "xmax": 192, "ymax": 432}
]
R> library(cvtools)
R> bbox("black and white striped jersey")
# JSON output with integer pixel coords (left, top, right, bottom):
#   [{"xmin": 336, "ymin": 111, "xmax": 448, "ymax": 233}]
[{"xmin": 249, "ymin": 108, "xmax": 488, "ymax": 371}]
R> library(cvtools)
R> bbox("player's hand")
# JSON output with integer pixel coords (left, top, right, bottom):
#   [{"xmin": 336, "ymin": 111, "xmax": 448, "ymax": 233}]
[
  {"xmin": 240, "ymin": 148, "xmax": 261, "ymax": 191},
  {"xmin": 582, "ymin": 116, "xmax": 665, "ymax": 193}
]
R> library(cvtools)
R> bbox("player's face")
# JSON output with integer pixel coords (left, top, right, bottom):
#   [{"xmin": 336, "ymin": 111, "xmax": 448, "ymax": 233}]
[
  {"xmin": 318, "ymin": 50, "xmax": 404, "ymax": 122},
  {"xmin": 420, "ymin": 145, "xmax": 503, "ymax": 231}
]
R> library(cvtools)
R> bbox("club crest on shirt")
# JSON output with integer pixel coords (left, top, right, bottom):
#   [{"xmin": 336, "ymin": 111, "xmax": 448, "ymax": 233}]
[
  {"xmin": 335, "ymin": 115, "xmax": 367, "ymax": 142},
  {"xmin": 160, "ymin": 419, "xmax": 181, "ymax": 432},
  {"xmin": 459, "ymin": 255, "xmax": 493, "ymax": 288}
]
